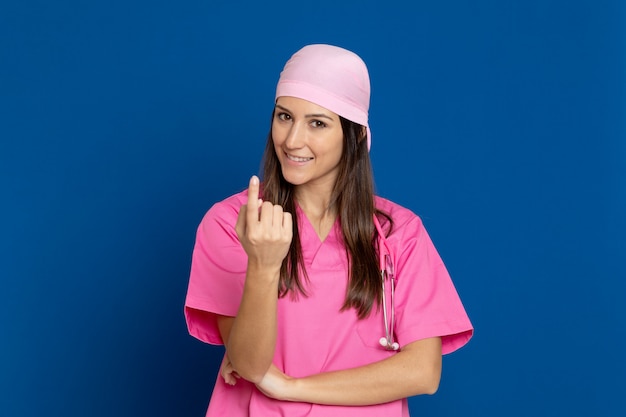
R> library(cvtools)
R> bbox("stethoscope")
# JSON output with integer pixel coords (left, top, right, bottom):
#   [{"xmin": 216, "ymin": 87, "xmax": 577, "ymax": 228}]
[{"xmin": 373, "ymin": 216, "xmax": 400, "ymax": 351}]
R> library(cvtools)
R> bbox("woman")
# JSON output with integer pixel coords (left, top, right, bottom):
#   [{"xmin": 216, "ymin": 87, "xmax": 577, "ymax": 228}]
[{"xmin": 185, "ymin": 44, "xmax": 473, "ymax": 416}]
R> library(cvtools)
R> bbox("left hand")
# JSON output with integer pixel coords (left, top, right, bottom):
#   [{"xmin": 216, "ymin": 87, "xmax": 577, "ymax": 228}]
[
  {"xmin": 220, "ymin": 355, "xmax": 293, "ymax": 400},
  {"xmin": 256, "ymin": 364, "xmax": 293, "ymax": 401},
  {"xmin": 220, "ymin": 354, "xmax": 241, "ymax": 386}
]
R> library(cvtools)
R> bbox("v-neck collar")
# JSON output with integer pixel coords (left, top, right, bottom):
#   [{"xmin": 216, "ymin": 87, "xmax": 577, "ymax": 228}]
[
  {"xmin": 295, "ymin": 202, "xmax": 338, "ymax": 244},
  {"xmin": 295, "ymin": 203, "xmax": 343, "ymax": 267}
]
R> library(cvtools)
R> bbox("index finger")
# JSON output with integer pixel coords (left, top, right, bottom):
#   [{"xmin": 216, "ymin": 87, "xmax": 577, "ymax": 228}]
[{"xmin": 246, "ymin": 175, "xmax": 260, "ymax": 215}]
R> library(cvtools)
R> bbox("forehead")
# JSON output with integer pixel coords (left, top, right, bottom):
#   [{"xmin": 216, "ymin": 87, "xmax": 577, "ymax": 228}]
[{"xmin": 275, "ymin": 96, "xmax": 338, "ymax": 118}]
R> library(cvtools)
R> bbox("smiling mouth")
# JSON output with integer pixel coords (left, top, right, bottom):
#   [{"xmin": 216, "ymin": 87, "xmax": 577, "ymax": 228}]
[{"xmin": 286, "ymin": 154, "xmax": 313, "ymax": 162}]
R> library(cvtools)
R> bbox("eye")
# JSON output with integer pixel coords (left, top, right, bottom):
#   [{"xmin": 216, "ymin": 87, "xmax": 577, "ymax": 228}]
[
  {"xmin": 310, "ymin": 120, "xmax": 327, "ymax": 128},
  {"xmin": 276, "ymin": 112, "xmax": 291, "ymax": 121}
]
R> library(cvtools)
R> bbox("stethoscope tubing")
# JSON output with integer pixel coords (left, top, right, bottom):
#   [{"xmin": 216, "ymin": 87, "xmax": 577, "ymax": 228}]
[{"xmin": 373, "ymin": 216, "xmax": 399, "ymax": 351}]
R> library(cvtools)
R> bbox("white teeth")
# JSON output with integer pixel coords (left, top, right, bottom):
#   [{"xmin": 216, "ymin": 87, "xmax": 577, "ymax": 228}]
[{"xmin": 287, "ymin": 154, "xmax": 312, "ymax": 162}]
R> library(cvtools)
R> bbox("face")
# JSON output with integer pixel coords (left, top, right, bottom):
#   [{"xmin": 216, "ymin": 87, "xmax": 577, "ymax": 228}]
[{"xmin": 272, "ymin": 96, "xmax": 344, "ymax": 191}]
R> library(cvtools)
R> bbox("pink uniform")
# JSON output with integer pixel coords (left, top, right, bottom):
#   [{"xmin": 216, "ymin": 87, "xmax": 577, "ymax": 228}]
[{"xmin": 185, "ymin": 190, "xmax": 473, "ymax": 416}]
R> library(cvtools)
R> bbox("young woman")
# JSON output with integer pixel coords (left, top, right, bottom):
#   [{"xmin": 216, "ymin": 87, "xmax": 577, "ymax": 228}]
[{"xmin": 185, "ymin": 44, "xmax": 473, "ymax": 416}]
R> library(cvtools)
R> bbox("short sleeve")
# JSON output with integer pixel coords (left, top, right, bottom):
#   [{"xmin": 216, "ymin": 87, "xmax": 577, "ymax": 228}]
[
  {"xmin": 184, "ymin": 193, "xmax": 248, "ymax": 345},
  {"xmin": 392, "ymin": 216, "xmax": 473, "ymax": 354}
]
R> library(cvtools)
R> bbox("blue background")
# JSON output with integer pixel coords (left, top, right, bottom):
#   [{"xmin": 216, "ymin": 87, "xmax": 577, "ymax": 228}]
[{"xmin": 1, "ymin": 1, "xmax": 624, "ymax": 416}]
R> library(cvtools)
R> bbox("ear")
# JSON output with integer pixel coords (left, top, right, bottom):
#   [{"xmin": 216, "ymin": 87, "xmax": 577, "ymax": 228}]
[{"xmin": 360, "ymin": 126, "xmax": 367, "ymax": 141}]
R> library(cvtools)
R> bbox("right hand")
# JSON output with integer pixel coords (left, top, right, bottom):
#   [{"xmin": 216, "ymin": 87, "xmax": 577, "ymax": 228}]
[{"xmin": 235, "ymin": 176, "xmax": 293, "ymax": 271}]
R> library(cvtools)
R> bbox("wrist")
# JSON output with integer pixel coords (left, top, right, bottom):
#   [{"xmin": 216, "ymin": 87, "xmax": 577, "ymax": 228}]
[
  {"xmin": 246, "ymin": 260, "xmax": 282, "ymax": 280},
  {"xmin": 284, "ymin": 375, "xmax": 307, "ymax": 402},
  {"xmin": 279, "ymin": 375, "xmax": 299, "ymax": 402}
]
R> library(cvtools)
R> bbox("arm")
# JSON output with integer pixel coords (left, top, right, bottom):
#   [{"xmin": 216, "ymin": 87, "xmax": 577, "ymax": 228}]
[
  {"xmin": 222, "ymin": 176, "xmax": 292, "ymax": 383},
  {"xmin": 222, "ymin": 263, "xmax": 279, "ymax": 383},
  {"xmin": 216, "ymin": 316, "xmax": 239, "ymax": 385},
  {"xmin": 257, "ymin": 337, "xmax": 442, "ymax": 406}
]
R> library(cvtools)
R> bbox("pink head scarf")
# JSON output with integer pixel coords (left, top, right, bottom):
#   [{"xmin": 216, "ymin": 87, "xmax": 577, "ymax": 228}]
[{"xmin": 275, "ymin": 44, "xmax": 372, "ymax": 150}]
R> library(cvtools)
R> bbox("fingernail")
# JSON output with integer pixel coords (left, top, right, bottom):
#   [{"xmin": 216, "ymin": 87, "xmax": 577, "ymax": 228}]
[{"xmin": 251, "ymin": 175, "xmax": 259, "ymax": 185}]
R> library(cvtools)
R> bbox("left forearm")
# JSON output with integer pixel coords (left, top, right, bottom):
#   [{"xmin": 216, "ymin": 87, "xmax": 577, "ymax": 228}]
[{"xmin": 265, "ymin": 337, "xmax": 442, "ymax": 406}]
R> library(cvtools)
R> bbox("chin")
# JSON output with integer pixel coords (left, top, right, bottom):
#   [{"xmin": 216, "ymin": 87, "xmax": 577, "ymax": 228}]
[{"xmin": 280, "ymin": 169, "xmax": 308, "ymax": 186}]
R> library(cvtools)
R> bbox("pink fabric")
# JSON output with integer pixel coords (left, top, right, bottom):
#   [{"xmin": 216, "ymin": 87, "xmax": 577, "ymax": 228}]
[
  {"xmin": 275, "ymin": 44, "xmax": 372, "ymax": 149},
  {"xmin": 184, "ymin": 190, "xmax": 473, "ymax": 417}
]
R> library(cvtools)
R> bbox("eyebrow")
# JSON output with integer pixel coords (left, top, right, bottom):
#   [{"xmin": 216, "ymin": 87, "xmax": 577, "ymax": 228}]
[{"xmin": 274, "ymin": 104, "xmax": 335, "ymax": 121}]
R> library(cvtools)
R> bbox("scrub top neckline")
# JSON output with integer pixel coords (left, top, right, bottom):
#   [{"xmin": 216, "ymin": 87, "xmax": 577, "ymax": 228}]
[
  {"xmin": 294, "ymin": 202, "xmax": 339, "ymax": 244},
  {"xmin": 294, "ymin": 203, "xmax": 343, "ymax": 267}
]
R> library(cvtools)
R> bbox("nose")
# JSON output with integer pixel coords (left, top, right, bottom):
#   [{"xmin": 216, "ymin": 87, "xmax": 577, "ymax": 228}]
[{"xmin": 284, "ymin": 121, "xmax": 306, "ymax": 149}]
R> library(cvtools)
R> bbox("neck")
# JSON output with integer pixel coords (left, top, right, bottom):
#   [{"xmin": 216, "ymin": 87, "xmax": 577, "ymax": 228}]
[
  {"xmin": 294, "ymin": 178, "xmax": 335, "ymax": 213},
  {"xmin": 295, "ymin": 185, "xmax": 337, "ymax": 241}
]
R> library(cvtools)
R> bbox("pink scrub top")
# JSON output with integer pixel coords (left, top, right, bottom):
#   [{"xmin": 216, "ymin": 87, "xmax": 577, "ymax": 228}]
[{"xmin": 185, "ymin": 190, "xmax": 473, "ymax": 417}]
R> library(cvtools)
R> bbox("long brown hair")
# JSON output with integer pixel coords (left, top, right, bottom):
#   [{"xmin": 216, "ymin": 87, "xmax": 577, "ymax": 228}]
[{"xmin": 261, "ymin": 112, "xmax": 392, "ymax": 319}]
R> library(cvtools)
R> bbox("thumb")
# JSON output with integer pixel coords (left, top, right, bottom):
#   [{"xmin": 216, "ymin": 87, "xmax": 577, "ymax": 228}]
[{"xmin": 235, "ymin": 203, "xmax": 247, "ymax": 239}]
